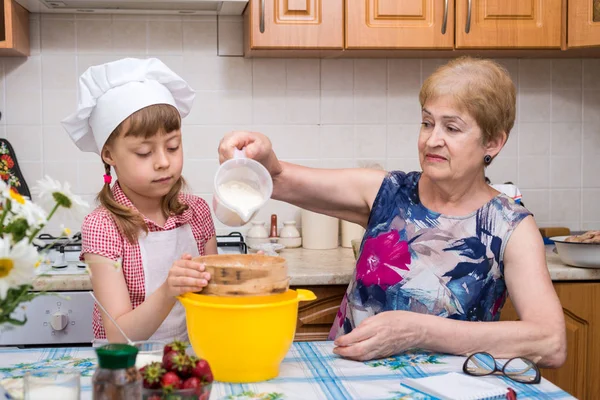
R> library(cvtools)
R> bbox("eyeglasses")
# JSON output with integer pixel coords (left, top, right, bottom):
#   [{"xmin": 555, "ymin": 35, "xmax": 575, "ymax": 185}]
[{"xmin": 463, "ymin": 352, "xmax": 541, "ymax": 384}]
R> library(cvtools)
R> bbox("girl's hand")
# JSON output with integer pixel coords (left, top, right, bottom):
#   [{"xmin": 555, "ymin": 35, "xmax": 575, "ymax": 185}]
[
  {"xmin": 165, "ymin": 253, "xmax": 211, "ymax": 297},
  {"xmin": 218, "ymin": 131, "xmax": 283, "ymax": 177}
]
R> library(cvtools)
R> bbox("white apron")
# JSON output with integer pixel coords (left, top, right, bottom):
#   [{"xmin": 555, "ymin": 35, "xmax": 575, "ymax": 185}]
[{"xmin": 138, "ymin": 223, "xmax": 199, "ymax": 342}]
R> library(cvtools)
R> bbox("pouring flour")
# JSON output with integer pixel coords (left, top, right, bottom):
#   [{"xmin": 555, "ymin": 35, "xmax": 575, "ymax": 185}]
[{"xmin": 212, "ymin": 148, "xmax": 273, "ymax": 226}]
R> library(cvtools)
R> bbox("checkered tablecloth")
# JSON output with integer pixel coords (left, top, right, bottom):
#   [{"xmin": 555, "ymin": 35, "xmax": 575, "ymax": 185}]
[{"xmin": 0, "ymin": 341, "xmax": 574, "ymax": 400}]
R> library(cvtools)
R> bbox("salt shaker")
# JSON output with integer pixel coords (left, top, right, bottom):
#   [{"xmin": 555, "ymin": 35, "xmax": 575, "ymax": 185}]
[{"xmin": 246, "ymin": 220, "xmax": 269, "ymax": 247}]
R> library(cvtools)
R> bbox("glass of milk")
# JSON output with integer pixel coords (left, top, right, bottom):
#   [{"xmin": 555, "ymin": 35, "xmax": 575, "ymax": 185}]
[
  {"xmin": 24, "ymin": 369, "xmax": 80, "ymax": 400},
  {"xmin": 213, "ymin": 148, "xmax": 273, "ymax": 226}
]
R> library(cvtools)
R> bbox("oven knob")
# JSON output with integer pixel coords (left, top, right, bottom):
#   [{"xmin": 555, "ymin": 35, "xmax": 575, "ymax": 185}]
[{"xmin": 50, "ymin": 312, "xmax": 69, "ymax": 331}]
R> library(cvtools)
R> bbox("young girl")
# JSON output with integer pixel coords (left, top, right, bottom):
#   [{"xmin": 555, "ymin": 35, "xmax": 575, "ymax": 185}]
[{"xmin": 62, "ymin": 58, "xmax": 217, "ymax": 343}]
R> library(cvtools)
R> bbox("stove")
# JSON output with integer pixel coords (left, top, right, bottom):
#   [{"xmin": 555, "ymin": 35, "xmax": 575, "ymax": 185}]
[{"xmin": 0, "ymin": 231, "xmax": 247, "ymax": 347}]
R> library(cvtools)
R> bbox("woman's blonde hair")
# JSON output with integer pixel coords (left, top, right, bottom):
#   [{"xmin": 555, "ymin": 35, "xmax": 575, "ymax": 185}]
[
  {"xmin": 98, "ymin": 104, "xmax": 188, "ymax": 244},
  {"xmin": 419, "ymin": 57, "xmax": 516, "ymax": 144}
]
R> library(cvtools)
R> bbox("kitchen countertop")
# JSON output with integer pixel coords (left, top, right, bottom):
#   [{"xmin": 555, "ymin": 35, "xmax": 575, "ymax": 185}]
[{"xmin": 32, "ymin": 245, "xmax": 600, "ymax": 292}]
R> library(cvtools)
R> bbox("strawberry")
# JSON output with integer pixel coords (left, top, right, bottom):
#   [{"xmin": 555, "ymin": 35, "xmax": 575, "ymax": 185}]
[
  {"xmin": 140, "ymin": 361, "xmax": 165, "ymax": 389},
  {"xmin": 182, "ymin": 376, "xmax": 202, "ymax": 394},
  {"xmin": 190, "ymin": 356, "xmax": 213, "ymax": 383},
  {"xmin": 160, "ymin": 371, "xmax": 182, "ymax": 390},
  {"xmin": 163, "ymin": 340, "xmax": 187, "ymax": 356},
  {"xmin": 162, "ymin": 351, "xmax": 192, "ymax": 377}
]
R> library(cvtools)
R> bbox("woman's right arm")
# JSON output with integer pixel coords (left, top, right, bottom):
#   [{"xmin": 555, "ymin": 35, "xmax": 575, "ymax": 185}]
[{"xmin": 219, "ymin": 131, "xmax": 385, "ymax": 226}]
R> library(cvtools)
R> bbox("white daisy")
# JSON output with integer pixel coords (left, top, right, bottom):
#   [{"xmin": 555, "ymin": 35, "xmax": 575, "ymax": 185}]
[
  {"xmin": 33, "ymin": 176, "xmax": 89, "ymax": 221},
  {"xmin": 0, "ymin": 236, "xmax": 39, "ymax": 300}
]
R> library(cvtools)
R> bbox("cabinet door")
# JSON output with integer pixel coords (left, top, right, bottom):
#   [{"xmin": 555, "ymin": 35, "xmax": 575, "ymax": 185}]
[
  {"xmin": 500, "ymin": 282, "xmax": 600, "ymax": 399},
  {"xmin": 568, "ymin": 0, "xmax": 600, "ymax": 47},
  {"xmin": 0, "ymin": 0, "xmax": 29, "ymax": 56},
  {"xmin": 292, "ymin": 285, "xmax": 346, "ymax": 342},
  {"xmin": 455, "ymin": 0, "xmax": 562, "ymax": 48},
  {"xmin": 346, "ymin": 0, "xmax": 454, "ymax": 49},
  {"xmin": 244, "ymin": 0, "xmax": 343, "ymax": 50}
]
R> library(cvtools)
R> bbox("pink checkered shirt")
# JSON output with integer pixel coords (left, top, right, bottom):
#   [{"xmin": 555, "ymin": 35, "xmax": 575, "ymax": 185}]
[{"xmin": 81, "ymin": 181, "xmax": 215, "ymax": 339}]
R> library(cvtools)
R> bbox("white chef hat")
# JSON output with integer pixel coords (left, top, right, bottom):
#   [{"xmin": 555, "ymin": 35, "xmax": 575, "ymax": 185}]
[{"xmin": 61, "ymin": 57, "xmax": 195, "ymax": 155}]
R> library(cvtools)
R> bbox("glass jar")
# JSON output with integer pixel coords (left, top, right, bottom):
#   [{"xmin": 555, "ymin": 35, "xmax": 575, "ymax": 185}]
[{"xmin": 93, "ymin": 344, "xmax": 142, "ymax": 400}]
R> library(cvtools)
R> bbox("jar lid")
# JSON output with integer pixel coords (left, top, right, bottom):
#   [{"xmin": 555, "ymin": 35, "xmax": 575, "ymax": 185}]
[{"xmin": 95, "ymin": 344, "xmax": 138, "ymax": 370}]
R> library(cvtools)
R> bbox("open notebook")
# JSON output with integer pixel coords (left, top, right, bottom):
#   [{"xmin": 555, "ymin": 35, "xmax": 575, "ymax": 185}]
[{"xmin": 402, "ymin": 372, "xmax": 510, "ymax": 400}]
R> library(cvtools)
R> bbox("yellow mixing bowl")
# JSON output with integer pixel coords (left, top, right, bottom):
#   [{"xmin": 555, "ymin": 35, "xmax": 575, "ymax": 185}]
[{"xmin": 178, "ymin": 289, "xmax": 316, "ymax": 383}]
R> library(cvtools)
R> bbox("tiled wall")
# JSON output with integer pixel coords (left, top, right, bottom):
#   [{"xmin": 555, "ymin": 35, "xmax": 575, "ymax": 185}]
[{"xmin": 1, "ymin": 13, "xmax": 599, "ymax": 234}]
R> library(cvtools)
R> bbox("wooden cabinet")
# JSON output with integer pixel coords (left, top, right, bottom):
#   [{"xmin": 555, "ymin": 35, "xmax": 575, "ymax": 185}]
[
  {"xmin": 345, "ymin": 0, "xmax": 454, "ymax": 49},
  {"xmin": 568, "ymin": 0, "xmax": 600, "ymax": 47},
  {"xmin": 292, "ymin": 285, "xmax": 346, "ymax": 342},
  {"xmin": 455, "ymin": 0, "xmax": 563, "ymax": 48},
  {"xmin": 243, "ymin": 0, "xmax": 343, "ymax": 51},
  {"xmin": 500, "ymin": 282, "xmax": 600, "ymax": 399},
  {"xmin": 0, "ymin": 0, "xmax": 29, "ymax": 56}
]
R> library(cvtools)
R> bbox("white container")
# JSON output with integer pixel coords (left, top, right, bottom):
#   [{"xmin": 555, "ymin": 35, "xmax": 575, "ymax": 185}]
[
  {"xmin": 246, "ymin": 220, "xmax": 270, "ymax": 247},
  {"xmin": 213, "ymin": 148, "xmax": 273, "ymax": 227},
  {"xmin": 341, "ymin": 220, "xmax": 366, "ymax": 248},
  {"xmin": 301, "ymin": 209, "xmax": 339, "ymax": 250},
  {"xmin": 550, "ymin": 236, "xmax": 600, "ymax": 268},
  {"xmin": 279, "ymin": 221, "xmax": 302, "ymax": 248}
]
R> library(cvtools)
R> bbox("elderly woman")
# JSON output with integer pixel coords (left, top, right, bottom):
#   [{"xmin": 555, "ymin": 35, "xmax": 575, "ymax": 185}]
[{"xmin": 218, "ymin": 57, "xmax": 567, "ymax": 367}]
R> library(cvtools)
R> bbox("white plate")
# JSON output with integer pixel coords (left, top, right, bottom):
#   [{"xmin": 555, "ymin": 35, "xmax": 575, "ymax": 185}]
[
  {"xmin": 249, "ymin": 242, "xmax": 285, "ymax": 255},
  {"xmin": 550, "ymin": 236, "xmax": 600, "ymax": 269}
]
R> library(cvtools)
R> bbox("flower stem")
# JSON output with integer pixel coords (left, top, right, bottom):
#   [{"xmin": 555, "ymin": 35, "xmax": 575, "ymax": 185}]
[
  {"xmin": 28, "ymin": 203, "xmax": 60, "ymax": 244},
  {"xmin": 0, "ymin": 199, "xmax": 11, "ymax": 236}
]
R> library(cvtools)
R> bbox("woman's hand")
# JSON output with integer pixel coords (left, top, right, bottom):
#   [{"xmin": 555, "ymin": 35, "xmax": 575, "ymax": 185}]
[
  {"xmin": 218, "ymin": 131, "xmax": 283, "ymax": 177},
  {"xmin": 333, "ymin": 311, "xmax": 424, "ymax": 361},
  {"xmin": 165, "ymin": 253, "xmax": 211, "ymax": 297}
]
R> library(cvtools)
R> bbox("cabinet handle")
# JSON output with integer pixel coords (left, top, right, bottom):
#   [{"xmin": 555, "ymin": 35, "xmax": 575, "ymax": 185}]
[
  {"xmin": 260, "ymin": 0, "xmax": 265, "ymax": 33},
  {"xmin": 442, "ymin": 0, "xmax": 448, "ymax": 34},
  {"xmin": 465, "ymin": 0, "xmax": 472, "ymax": 33}
]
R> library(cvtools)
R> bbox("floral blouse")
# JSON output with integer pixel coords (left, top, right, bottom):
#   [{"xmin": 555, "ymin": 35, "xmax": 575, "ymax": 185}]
[{"xmin": 329, "ymin": 171, "xmax": 531, "ymax": 340}]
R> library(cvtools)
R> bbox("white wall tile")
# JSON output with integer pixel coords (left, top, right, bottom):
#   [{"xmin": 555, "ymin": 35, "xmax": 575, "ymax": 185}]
[
  {"xmin": 550, "ymin": 190, "xmax": 581, "ymax": 222},
  {"xmin": 583, "ymin": 90, "xmax": 600, "ymax": 124},
  {"xmin": 77, "ymin": 161, "xmax": 105, "ymax": 195},
  {"xmin": 518, "ymin": 157, "xmax": 549, "ymax": 189},
  {"xmin": 40, "ymin": 19, "xmax": 76, "ymax": 53},
  {"xmin": 582, "ymin": 190, "xmax": 600, "ymax": 221},
  {"xmin": 502, "ymin": 129, "xmax": 518, "ymax": 158},
  {"xmin": 520, "ymin": 189, "xmax": 550, "ymax": 222},
  {"xmin": 148, "ymin": 21, "xmax": 183, "ymax": 55},
  {"xmin": 321, "ymin": 59, "xmax": 353, "ymax": 90},
  {"xmin": 182, "ymin": 125, "xmax": 227, "ymax": 160},
  {"xmin": 519, "ymin": 123, "xmax": 550, "ymax": 156},
  {"xmin": 319, "ymin": 125, "xmax": 354, "ymax": 158},
  {"xmin": 387, "ymin": 124, "xmax": 420, "ymax": 158},
  {"xmin": 182, "ymin": 159, "xmax": 219, "ymax": 193},
  {"xmin": 268, "ymin": 125, "xmax": 320, "ymax": 159},
  {"xmin": 582, "ymin": 123, "xmax": 600, "ymax": 188},
  {"xmin": 182, "ymin": 19, "xmax": 217, "ymax": 55},
  {"xmin": 486, "ymin": 157, "xmax": 519, "ymax": 185},
  {"xmin": 45, "ymin": 161, "xmax": 79, "ymax": 192},
  {"xmin": 388, "ymin": 87, "xmax": 421, "ymax": 124},
  {"xmin": 5, "ymin": 56, "xmax": 41, "ymax": 92},
  {"xmin": 6, "ymin": 91, "xmax": 41, "ymax": 125},
  {"xmin": 354, "ymin": 59, "xmax": 387, "ymax": 91},
  {"xmin": 43, "ymin": 125, "xmax": 79, "ymax": 162},
  {"xmin": 519, "ymin": 59, "xmax": 551, "ymax": 89},
  {"xmin": 551, "ymin": 123, "xmax": 581, "ymax": 157},
  {"xmin": 320, "ymin": 90, "xmax": 354, "ymax": 124},
  {"xmin": 216, "ymin": 16, "xmax": 243, "ymax": 57},
  {"xmin": 184, "ymin": 56, "xmax": 252, "ymax": 91},
  {"xmin": 252, "ymin": 90, "xmax": 286, "ymax": 124},
  {"xmin": 519, "ymin": 89, "xmax": 551, "ymax": 123},
  {"xmin": 112, "ymin": 19, "xmax": 147, "ymax": 54},
  {"xmin": 552, "ymin": 59, "xmax": 582, "ymax": 89},
  {"xmin": 29, "ymin": 17, "xmax": 41, "ymax": 56},
  {"xmin": 355, "ymin": 125, "xmax": 386, "ymax": 159},
  {"xmin": 76, "ymin": 18, "xmax": 112, "ymax": 53},
  {"xmin": 286, "ymin": 59, "xmax": 320, "ymax": 91},
  {"xmin": 550, "ymin": 157, "xmax": 581, "ymax": 189},
  {"xmin": 388, "ymin": 59, "xmax": 421, "ymax": 91},
  {"xmin": 386, "ymin": 158, "xmax": 421, "ymax": 173},
  {"xmin": 253, "ymin": 59, "xmax": 286, "ymax": 90},
  {"xmin": 42, "ymin": 90, "xmax": 76, "ymax": 125},
  {"xmin": 189, "ymin": 91, "xmax": 252, "ymax": 125},
  {"xmin": 583, "ymin": 60, "xmax": 600, "ymax": 90},
  {"xmin": 6, "ymin": 126, "xmax": 42, "ymax": 162},
  {"xmin": 354, "ymin": 90, "xmax": 387, "ymax": 124},
  {"xmin": 41, "ymin": 55, "xmax": 76, "ymax": 91},
  {"xmin": 421, "ymin": 59, "xmax": 447, "ymax": 82},
  {"xmin": 285, "ymin": 90, "xmax": 320, "ymax": 124},
  {"xmin": 320, "ymin": 159, "xmax": 357, "ymax": 169},
  {"xmin": 19, "ymin": 162, "xmax": 43, "ymax": 192},
  {"xmin": 552, "ymin": 89, "xmax": 582, "ymax": 122}
]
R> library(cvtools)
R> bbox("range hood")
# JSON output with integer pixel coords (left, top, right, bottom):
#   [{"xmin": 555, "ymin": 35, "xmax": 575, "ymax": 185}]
[{"xmin": 14, "ymin": 0, "xmax": 248, "ymax": 15}]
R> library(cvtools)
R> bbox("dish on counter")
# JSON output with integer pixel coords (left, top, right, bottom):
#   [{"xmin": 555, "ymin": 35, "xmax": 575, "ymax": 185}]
[{"xmin": 550, "ymin": 234, "xmax": 600, "ymax": 269}]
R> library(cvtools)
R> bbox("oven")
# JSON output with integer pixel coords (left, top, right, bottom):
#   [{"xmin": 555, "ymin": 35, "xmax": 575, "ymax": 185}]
[{"xmin": 0, "ymin": 232, "xmax": 246, "ymax": 347}]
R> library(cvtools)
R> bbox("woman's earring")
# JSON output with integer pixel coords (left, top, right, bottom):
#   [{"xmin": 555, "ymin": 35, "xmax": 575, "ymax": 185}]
[{"xmin": 484, "ymin": 155, "xmax": 492, "ymax": 165}]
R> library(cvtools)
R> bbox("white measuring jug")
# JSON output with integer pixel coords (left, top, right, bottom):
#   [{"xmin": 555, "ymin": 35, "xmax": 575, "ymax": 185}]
[{"xmin": 212, "ymin": 148, "xmax": 273, "ymax": 227}]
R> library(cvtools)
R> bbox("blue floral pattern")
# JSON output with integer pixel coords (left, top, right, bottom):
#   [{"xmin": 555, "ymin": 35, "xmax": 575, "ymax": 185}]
[
  {"xmin": 330, "ymin": 171, "xmax": 531, "ymax": 339},
  {"xmin": 365, "ymin": 350, "xmax": 446, "ymax": 370}
]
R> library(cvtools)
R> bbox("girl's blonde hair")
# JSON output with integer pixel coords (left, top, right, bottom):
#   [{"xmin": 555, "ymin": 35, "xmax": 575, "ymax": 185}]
[
  {"xmin": 98, "ymin": 104, "xmax": 189, "ymax": 244},
  {"xmin": 419, "ymin": 57, "xmax": 516, "ymax": 144}
]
